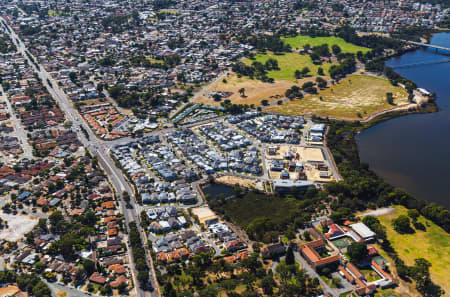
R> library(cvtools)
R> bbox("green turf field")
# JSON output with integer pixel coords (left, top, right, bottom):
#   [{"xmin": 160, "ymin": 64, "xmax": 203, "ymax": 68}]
[{"xmin": 283, "ymin": 35, "xmax": 370, "ymax": 54}]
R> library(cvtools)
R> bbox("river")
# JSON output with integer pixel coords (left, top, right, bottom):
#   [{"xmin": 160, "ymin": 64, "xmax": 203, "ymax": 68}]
[{"xmin": 356, "ymin": 33, "xmax": 450, "ymax": 209}]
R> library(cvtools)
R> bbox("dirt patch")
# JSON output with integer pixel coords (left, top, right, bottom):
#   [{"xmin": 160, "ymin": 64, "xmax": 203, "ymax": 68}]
[
  {"xmin": 215, "ymin": 175, "xmax": 256, "ymax": 189},
  {"xmin": 0, "ymin": 286, "xmax": 20, "ymax": 297},
  {"xmin": 56, "ymin": 291, "xmax": 68, "ymax": 297},
  {"xmin": 0, "ymin": 212, "xmax": 39, "ymax": 241}
]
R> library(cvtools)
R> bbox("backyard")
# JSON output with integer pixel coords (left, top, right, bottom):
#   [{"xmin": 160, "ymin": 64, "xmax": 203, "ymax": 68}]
[{"xmin": 267, "ymin": 75, "xmax": 410, "ymax": 120}]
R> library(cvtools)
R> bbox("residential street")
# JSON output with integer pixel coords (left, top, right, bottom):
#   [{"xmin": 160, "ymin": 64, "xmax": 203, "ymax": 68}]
[
  {"xmin": 0, "ymin": 84, "xmax": 33, "ymax": 159},
  {"xmin": 1, "ymin": 17, "xmax": 157, "ymax": 297}
]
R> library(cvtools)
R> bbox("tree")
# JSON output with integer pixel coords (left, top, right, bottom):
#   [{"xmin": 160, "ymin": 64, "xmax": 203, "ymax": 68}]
[
  {"xmin": 261, "ymin": 275, "xmax": 276, "ymax": 295},
  {"xmin": 285, "ymin": 246, "xmax": 295, "ymax": 265},
  {"xmin": 123, "ymin": 191, "xmax": 130, "ymax": 206},
  {"xmin": 392, "ymin": 215, "xmax": 414, "ymax": 234},
  {"xmin": 117, "ymin": 281, "xmax": 128, "ymax": 293},
  {"xmin": 386, "ymin": 92, "xmax": 394, "ymax": 105},
  {"xmin": 239, "ymin": 88, "xmax": 246, "ymax": 97},
  {"xmin": 408, "ymin": 209, "xmax": 420, "ymax": 221},
  {"xmin": 212, "ymin": 93, "xmax": 222, "ymax": 101},
  {"xmin": 74, "ymin": 268, "xmax": 86, "ymax": 284},
  {"xmin": 301, "ymin": 66, "xmax": 310, "ymax": 76},
  {"xmin": 32, "ymin": 281, "xmax": 51, "ymax": 297},
  {"xmin": 347, "ymin": 242, "xmax": 368, "ymax": 263},
  {"xmin": 83, "ymin": 259, "xmax": 95, "ymax": 276},
  {"xmin": 49, "ymin": 211, "xmax": 64, "ymax": 232},
  {"xmin": 317, "ymin": 67, "xmax": 324, "ymax": 76},
  {"xmin": 137, "ymin": 270, "xmax": 149, "ymax": 287},
  {"xmin": 221, "ymin": 279, "xmax": 236, "ymax": 293},
  {"xmin": 332, "ymin": 277, "xmax": 342, "ymax": 288},
  {"xmin": 332, "ymin": 44, "xmax": 341, "ymax": 55},
  {"xmin": 69, "ymin": 72, "xmax": 77, "ymax": 82},
  {"xmin": 261, "ymin": 99, "xmax": 269, "ymax": 106},
  {"xmin": 316, "ymin": 77, "xmax": 327, "ymax": 89}
]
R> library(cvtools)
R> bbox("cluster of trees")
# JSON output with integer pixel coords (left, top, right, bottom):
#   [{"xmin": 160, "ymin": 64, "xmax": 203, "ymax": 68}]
[
  {"xmin": 309, "ymin": 44, "xmax": 331, "ymax": 62},
  {"xmin": 46, "ymin": 211, "xmax": 94, "ymax": 260},
  {"xmin": 239, "ymin": 34, "xmax": 291, "ymax": 53},
  {"xmin": 0, "ymin": 35, "xmax": 16, "ymax": 53},
  {"xmin": 392, "ymin": 215, "xmax": 415, "ymax": 234},
  {"xmin": 128, "ymin": 222, "xmax": 151, "ymax": 289},
  {"xmin": 208, "ymin": 190, "xmax": 323, "ymax": 242},
  {"xmin": 285, "ymin": 85, "xmax": 303, "ymax": 99},
  {"xmin": 316, "ymin": 77, "xmax": 327, "ymax": 89},
  {"xmin": 0, "ymin": 271, "xmax": 52, "ymax": 297},
  {"xmin": 275, "ymin": 261, "xmax": 321, "ymax": 296},
  {"xmin": 97, "ymin": 56, "xmax": 116, "ymax": 67},
  {"xmin": 294, "ymin": 67, "xmax": 310, "ymax": 79},
  {"xmin": 108, "ymin": 85, "xmax": 150, "ymax": 108},
  {"xmin": 129, "ymin": 55, "xmax": 172, "ymax": 69},
  {"xmin": 347, "ymin": 242, "xmax": 369, "ymax": 263},
  {"xmin": 231, "ymin": 61, "xmax": 274, "ymax": 83},
  {"xmin": 384, "ymin": 67, "xmax": 417, "ymax": 94},
  {"xmin": 336, "ymin": 26, "xmax": 403, "ymax": 54},
  {"xmin": 220, "ymin": 99, "xmax": 252, "ymax": 114},
  {"xmin": 152, "ymin": 0, "xmax": 175, "ymax": 10},
  {"xmin": 159, "ymin": 249, "xmax": 320, "ymax": 297},
  {"xmin": 328, "ymin": 56, "xmax": 356, "ymax": 79},
  {"xmin": 19, "ymin": 24, "xmax": 40, "ymax": 35},
  {"xmin": 101, "ymin": 13, "xmax": 138, "ymax": 34},
  {"xmin": 301, "ymin": 81, "xmax": 317, "ymax": 94}
]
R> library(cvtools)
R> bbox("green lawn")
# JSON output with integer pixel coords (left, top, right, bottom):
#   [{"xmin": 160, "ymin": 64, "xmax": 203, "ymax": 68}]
[
  {"xmin": 375, "ymin": 206, "xmax": 450, "ymax": 294},
  {"xmin": 361, "ymin": 269, "xmax": 382, "ymax": 282},
  {"xmin": 283, "ymin": 35, "xmax": 370, "ymax": 54},
  {"xmin": 245, "ymin": 52, "xmax": 335, "ymax": 82}
]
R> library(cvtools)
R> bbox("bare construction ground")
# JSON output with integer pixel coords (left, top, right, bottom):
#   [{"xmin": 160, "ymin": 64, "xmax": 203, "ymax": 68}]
[
  {"xmin": 215, "ymin": 175, "xmax": 256, "ymax": 188},
  {"xmin": 0, "ymin": 212, "xmax": 39, "ymax": 242},
  {"xmin": 265, "ymin": 145, "xmax": 335, "ymax": 182}
]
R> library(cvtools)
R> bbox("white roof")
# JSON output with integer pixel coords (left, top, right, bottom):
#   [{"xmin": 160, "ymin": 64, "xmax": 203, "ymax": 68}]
[{"xmin": 350, "ymin": 222, "xmax": 376, "ymax": 239}]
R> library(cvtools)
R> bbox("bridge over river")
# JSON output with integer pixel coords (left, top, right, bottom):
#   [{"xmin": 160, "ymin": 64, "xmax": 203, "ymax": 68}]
[{"xmin": 402, "ymin": 40, "xmax": 450, "ymax": 53}]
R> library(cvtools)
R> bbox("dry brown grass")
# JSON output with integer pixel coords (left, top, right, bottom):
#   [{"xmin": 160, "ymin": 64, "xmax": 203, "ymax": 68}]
[
  {"xmin": 192, "ymin": 73, "xmax": 318, "ymax": 107},
  {"xmin": 267, "ymin": 75, "xmax": 410, "ymax": 120},
  {"xmin": 215, "ymin": 175, "xmax": 256, "ymax": 188}
]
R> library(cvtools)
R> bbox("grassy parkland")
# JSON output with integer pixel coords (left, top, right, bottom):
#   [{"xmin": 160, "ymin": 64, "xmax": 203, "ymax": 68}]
[
  {"xmin": 267, "ymin": 75, "xmax": 410, "ymax": 120},
  {"xmin": 282, "ymin": 35, "xmax": 370, "ymax": 54},
  {"xmin": 374, "ymin": 205, "xmax": 450, "ymax": 295}
]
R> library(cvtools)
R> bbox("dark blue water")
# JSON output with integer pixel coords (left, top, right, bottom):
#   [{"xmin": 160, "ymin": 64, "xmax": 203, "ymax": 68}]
[{"xmin": 357, "ymin": 33, "xmax": 450, "ymax": 209}]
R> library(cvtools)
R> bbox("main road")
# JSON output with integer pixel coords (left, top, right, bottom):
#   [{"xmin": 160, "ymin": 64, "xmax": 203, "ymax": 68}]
[{"xmin": 0, "ymin": 17, "xmax": 158, "ymax": 297}]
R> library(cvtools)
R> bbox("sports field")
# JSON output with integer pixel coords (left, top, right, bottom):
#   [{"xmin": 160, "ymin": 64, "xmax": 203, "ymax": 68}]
[
  {"xmin": 267, "ymin": 75, "xmax": 409, "ymax": 120},
  {"xmin": 375, "ymin": 205, "xmax": 450, "ymax": 296},
  {"xmin": 283, "ymin": 35, "xmax": 370, "ymax": 54}
]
